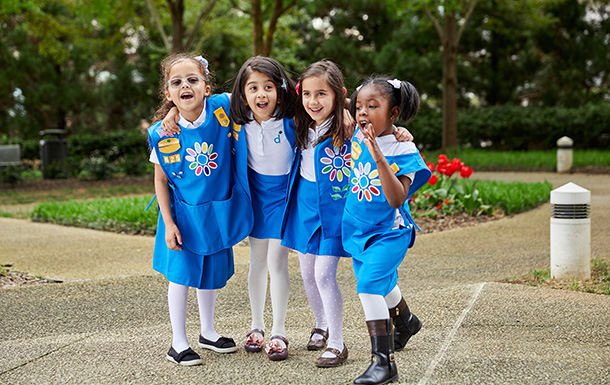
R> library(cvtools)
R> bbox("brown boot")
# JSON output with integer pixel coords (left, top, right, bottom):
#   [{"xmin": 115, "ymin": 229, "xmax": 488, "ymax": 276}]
[
  {"xmin": 353, "ymin": 319, "xmax": 398, "ymax": 385},
  {"xmin": 389, "ymin": 298, "xmax": 421, "ymax": 352}
]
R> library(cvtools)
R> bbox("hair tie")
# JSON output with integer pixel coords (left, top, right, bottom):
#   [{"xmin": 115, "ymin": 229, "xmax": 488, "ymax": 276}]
[
  {"xmin": 295, "ymin": 82, "xmax": 300, "ymax": 95},
  {"xmin": 388, "ymin": 79, "xmax": 401, "ymax": 89},
  {"xmin": 281, "ymin": 78, "xmax": 287, "ymax": 91},
  {"xmin": 194, "ymin": 55, "xmax": 210, "ymax": 75},
  {"xmin": 356, "ymin": 85, "xmax": 363, "ymax": 91}
]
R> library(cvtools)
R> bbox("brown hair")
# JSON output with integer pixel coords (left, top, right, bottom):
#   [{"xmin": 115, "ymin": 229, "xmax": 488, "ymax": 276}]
[
  {"xmin": 151, "ymin": 52, "xmax": 213, "ymax": 123},
  {"xmin": 294, "ymin": 60, "xmax": 346, "ymax": 150}
]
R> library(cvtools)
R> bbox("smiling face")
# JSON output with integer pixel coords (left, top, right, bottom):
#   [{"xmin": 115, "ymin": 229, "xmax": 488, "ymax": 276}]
[
  {"xmin": 164, "ymin": 59, "xmax": 211, "ymax": 123},
  {"xmin": 301, "ymin": 76, "xmax": 336, "ymax": 127},
  {"xmin": 244, "ymin": 71, "xmax": 278, "ymax": 124},
  {"xmin": 354, "ymin": 85, "xmax": 399, "ymax": 137}
]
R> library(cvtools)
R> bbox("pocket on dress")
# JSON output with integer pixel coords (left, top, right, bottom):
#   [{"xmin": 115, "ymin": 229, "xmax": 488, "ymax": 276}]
[{"xmin": 173, "ymin": 182, "xmax": 253, "ymax": 255}]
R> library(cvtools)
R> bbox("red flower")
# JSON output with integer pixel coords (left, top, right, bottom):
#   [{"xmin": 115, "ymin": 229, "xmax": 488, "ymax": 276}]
[
  {"xmin": 438, "ymin": 154, "xmax": 449, "ymax": 165},
  {"xmin": 444, "ymin": 198, "xmax": 450, "ymax": 205},
  {"xmin": 436, "ymin": 201, "xmax": 442, "ymax": 210},
  {"xmin": 426, "ymin": 162, "xmax": 435, "ymax": 172},
  {"xmin": 428, "ymin": 174, "xmax": 438, "ymax": 185},
  {"xmin": 436, "ymin": 164, "xmax": 448, "ymax": 175},
  {"xmin": 460, "ymin": 166, "xmax": 473, "ymax": 178}
]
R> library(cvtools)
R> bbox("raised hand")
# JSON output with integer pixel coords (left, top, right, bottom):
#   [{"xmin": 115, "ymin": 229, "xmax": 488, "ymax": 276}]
[{"xmin": 362, "ymin": 123, "xmax": 384, "ymax": 163}]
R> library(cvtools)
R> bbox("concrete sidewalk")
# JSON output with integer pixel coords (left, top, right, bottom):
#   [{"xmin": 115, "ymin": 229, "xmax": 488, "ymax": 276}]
[{"xmin": 1, "ymin": 172, "xmax": 609, "ymax": 384}]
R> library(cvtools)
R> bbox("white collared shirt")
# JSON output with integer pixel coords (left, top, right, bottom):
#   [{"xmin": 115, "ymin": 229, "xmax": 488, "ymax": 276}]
[
  {"xmin": 149, "ymin": 100, "xmax": 207, "ymax": 164},
  {"xmin": 299, "ymin": 118, "xmax": 332, "ymax": 182},
  {"xmin": 243, "ymin": 115, "xmax": 292, "ymax": 175}
]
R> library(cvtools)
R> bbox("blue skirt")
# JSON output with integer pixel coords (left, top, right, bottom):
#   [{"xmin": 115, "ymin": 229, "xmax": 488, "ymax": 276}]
[
  {"xmin": 282, "ymin": 176, "xmax": 348, "ymax": 257},
  {"xmin": 249, "ymin": 168, "xmax": 289, "ymax": 240},
  {"xmin": 342, "ymin": 208, "xmax": 412, "ymax": 296},
  {"xmin": 152, "ymin": 214, "xmax": 234, "ymax": 290}
]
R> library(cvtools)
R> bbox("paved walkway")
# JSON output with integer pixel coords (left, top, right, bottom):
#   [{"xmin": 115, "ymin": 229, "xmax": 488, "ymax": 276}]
[{"xmin": 1, "ymin": 172, "xmax": 609, "ymax": 384}]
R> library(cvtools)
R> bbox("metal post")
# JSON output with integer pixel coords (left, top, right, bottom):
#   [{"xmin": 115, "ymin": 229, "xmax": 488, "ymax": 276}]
[{"xmin": 550, "ymin": 182, "xmax": 591, "ymax": 279}]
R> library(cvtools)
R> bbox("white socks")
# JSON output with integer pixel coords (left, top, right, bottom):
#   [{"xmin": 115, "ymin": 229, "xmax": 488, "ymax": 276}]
[
  {"xmin": 197, "ymin": 289, "xmax": 219, "ymax": 342},
  {"xmin": 299, "ymin": 253, "xmax": 344, "ymax": 357},
  {"xmin": 384, "ymin": 285, "xmax": 402, "ymax": 309},
  {"xmin": 359, "ymin": 293, "xmax": 390, "ymax": 321},
  {"xmin": 248, "ymin": 237, "xmax": 290, "ymax": 337},
  {"xmin": 359, "ymin": 285, "xmax": 403, "ymax": 321},
  {"xmin": 167, "ymin": 282, "xmax": 219, "ymax": 353},
  {"xmin": 168, "ymin": 282, "xmax": 189, "ymax": 353}
]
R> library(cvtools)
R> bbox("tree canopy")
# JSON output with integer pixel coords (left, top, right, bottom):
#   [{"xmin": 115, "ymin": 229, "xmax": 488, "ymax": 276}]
[{"xmin": 1, "ymin": 0, "xmax": 608, "ymax": 147}]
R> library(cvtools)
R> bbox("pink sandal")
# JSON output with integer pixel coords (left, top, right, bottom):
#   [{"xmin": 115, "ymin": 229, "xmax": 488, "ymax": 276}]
[
  {"xmin": 265, "ymin": 335, "xmax": 289, "ymax": 361},
  {"xmin": 244, "ymin": 329, "xmax": 265, "ymax": 352}
]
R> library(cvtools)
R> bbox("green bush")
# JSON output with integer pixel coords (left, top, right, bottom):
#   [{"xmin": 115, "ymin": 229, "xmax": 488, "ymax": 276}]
[
  {"xmin": 411, "ymin": 102, "xmax": 610, "ymax": 150},
  {"xmin": 0, "ymin": 165, "xmax": 24, "ymax": 186}
]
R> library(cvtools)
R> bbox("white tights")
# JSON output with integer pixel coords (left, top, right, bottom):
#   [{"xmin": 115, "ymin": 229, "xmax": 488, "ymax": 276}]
[
  {"xmin": 248, "ymin": 237, "xmax": 290, "ymax": 337},
  {"xmin": 299, "ymin": 252, "xmax": 344, "ymax": 357},
  {"xmin": 168, "ymin": 282, "xmax": 220, "ymax": 353},
  {"xmin": 359, "ymin": 285, "xmax": 403, "ymax": 321}
]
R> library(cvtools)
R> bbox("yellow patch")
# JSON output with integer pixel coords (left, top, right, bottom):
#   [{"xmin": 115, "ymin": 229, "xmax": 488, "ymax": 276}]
[
  {"xmin": 158, "ymin": 137, "xmax": 181, "ymax": 154},
  {"xmin": 390, "ymin": 163, "xmax": 400, "ymax": 174},
  {"xmin": 351, "ymin": 142, "xmax": 362, "ymax": 160},
  {"xmin": 163, "ymin": 154, "xmax": 181, "ymax": 164},
  {"xmin": 214, "ymin": 107, "xmax": 230, "ymax": 127},
  {"xmin": 232, "ymin": 123, "xmax": 242, "ymax": 141}
]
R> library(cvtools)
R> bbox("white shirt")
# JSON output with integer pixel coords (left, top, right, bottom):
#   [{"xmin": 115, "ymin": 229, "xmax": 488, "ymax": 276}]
[
  {"xmin": 299, "ymin": 118, "xmax": 332, "ymax": 182},
  {"xmin": 243, "ymin": 114, "xmax": 292, "ymax": 176},
  {"xmin": 149, "ymin": 99, "xmax": 208, "ymax": 165},
  {"xmin": 376, "ymin": 134, "xmax": 417, "ymax": 229}
]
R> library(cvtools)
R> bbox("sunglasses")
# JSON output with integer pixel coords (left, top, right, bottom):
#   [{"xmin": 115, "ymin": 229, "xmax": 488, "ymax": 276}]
[{"xmin": 167, "ymin": 75, "xmax": 206, "ymax": 89}]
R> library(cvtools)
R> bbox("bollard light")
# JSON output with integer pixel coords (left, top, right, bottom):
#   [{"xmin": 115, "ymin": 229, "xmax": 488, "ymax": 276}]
[
  {"xmin": 550, "ymin": 182, "xmax": 591, "ymax": 279},
  {"xmin": 556, "ymin": 136, "xmax": 573, "ymax": 173}
]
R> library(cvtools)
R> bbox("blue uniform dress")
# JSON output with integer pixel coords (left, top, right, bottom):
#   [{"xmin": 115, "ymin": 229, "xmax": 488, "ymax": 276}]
[
  {"xmin": 281, "ymin": 135, "xmax": 351, "ymax": 257},
  {"xmin": 342, "ymin": 127, "xmax": 431, "ymax": 296},
  {"xmin": 239, "ymin": 118, "xmax": 296, "ymax": 239},
  {"xmin": 148, "ymin": 94, "xmax": 253, "ymax": 289}
]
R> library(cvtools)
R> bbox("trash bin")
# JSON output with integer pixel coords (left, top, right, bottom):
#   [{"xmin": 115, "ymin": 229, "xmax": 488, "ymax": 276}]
[{"xmin": 39, "ymin": 129, "xmax": 68, "ymax": 179}]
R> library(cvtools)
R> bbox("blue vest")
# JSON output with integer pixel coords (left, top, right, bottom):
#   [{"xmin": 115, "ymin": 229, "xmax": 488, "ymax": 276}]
[
  {"xmin": 343, "ymin": 127, "xmax": 431, "ymax": 252},
  {"xmin": 282, "ymin": 135, "xmax": 352, "ymax": 239},
  {"xmin": 148, "ymin": 94, "xmax": 253, "ymax": 255}
]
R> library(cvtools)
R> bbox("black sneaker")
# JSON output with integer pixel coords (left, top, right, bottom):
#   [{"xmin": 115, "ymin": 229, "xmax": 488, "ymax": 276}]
[
  {"xmin": 166, "ymin": 347, "xmax": 202, "ymax": 366},
  {"xmin": 198, "ymin": 335, "xmax": 238, "ymax": 353}
]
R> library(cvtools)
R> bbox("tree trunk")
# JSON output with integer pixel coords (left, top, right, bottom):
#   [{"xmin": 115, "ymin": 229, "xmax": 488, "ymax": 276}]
[
  {"xmin": 168, "ymin": 0, "xmax": 185, "ymax": 53},
  {"xmin": 442, "ymin": 12, "xmax": 459, "ymax": 150},
  {"xmin": 251, "ymin": 0, "xmax": 264, "ymax": 55}
]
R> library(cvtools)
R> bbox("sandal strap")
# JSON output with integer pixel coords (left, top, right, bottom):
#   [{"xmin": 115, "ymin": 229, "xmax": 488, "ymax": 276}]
[
  {"xmin": 246, "ymin": 329, "xmax": 265, "ymax": 338},
  {"xmin": 324, "ymin": 345, "xmax": 347, "ymax": 358},
  {"xmin": 310, "ymin": 328, "xmax": 329, "ymax": 340},
  {"xmin": 270, "ymin": 335, "xmax": 289, "ymax": 346}
]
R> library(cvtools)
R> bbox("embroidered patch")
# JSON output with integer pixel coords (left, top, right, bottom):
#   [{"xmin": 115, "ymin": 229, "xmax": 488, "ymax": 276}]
[
  {"xmin": 185, "ymin": 142, "xmax": 218, "ymax": 176},
  {"xmin": 274, "ymin": 130, "xmax": 283, "ymax": 144},
  {"xmin": 350, "ymin": 162, "xmax": 381, "ymax": 202},
  {"xmin": 390, "ymin": 163, "xmax": 400, "ymax": 174},
  {"xmin": 330, "ymin": 184, "xmax": 349, "ymax": 201},
  {"xmin": 355, "ymin": 130, "xmax": 365, "ymax": 143},
  {"xmin": 232, "ymin": 123, "xmax": 242, "ymax": 141},
  {"xmin": 158, "ymin": 137, "xmax": 181, "ymax": 154},
  {"xmin": 351, "ymin": 142, "xmax": 362, "ymax": 162},
  {"xmin": 156, "ymin": 128, "xmax": 174, "ymax": 138},
  {"xmin": 214, "ymin": 107, "xmax": 230, "ymax": 127},
  {"xmin": 320, "ymin": 143, "xmax": 351, "ymax": 182},
  {"xmin": 163, "ymin": 154, "xmax": 181, "ymax": 164}
]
